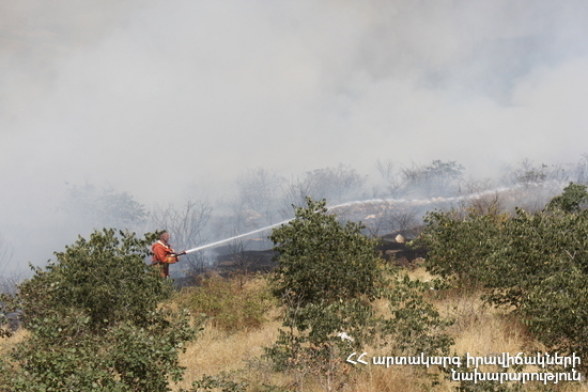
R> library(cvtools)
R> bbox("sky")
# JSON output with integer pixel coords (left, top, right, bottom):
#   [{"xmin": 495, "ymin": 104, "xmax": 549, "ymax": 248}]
[{"xmin": 1, "ymin": 0, "xmax": 588, "ymax": 275}]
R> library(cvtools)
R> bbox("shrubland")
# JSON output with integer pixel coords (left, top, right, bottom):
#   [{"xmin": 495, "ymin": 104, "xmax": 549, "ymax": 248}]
[
  {"xmin": 3, "ymin": 185, "xmax": 588, "ymax": 391},
  {"xmin": 170, "ymin": 198, "xmax": 453, "ymax": 392},
  {"xmin": 419, "ymin": 183, "xmax": 588, "ymax": 367}
]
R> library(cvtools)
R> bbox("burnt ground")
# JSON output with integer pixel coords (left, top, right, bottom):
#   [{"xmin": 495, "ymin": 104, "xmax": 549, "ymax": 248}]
[
  {"xmin": 217, "ymin": 233, "xmax": 424, "ymax": 273},
  {"xmin": 174, "ymin": 232, "xmax": 427, "ymax": 288},
  {"xmin": 215, "ymin": 249, "xmax": 278, "ymax": 274},
  {"xmin": 376, "ymin": 233, "xmax": 427, "ymax": 268},
  {"xmin": 211, "ymin": 232, "xmax": 426, "ymax": 274},
  {"xmin": 173, "ymin": 249, "xmax": 278, "ymax": 288}
]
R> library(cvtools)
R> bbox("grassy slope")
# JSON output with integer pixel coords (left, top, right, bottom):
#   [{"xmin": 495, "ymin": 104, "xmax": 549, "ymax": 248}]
[
  {"xmin": 167, "ymin": 269, "xmax": 588, "ymax": 392},
  {"xmin": 2, "ymin": 269, "xmax": 587, "ymax": 392}
]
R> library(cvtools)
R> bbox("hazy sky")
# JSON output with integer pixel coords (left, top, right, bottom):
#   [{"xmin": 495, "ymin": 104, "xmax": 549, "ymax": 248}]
[{"xmin": 1, "ymin": 0, "xmax": 588, "ymax": 274}]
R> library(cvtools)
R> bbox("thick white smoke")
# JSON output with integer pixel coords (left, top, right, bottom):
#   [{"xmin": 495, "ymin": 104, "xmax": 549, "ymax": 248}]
[{"xmin": 1, "ymin": 0, "xmax": 588, "ymax": 275}]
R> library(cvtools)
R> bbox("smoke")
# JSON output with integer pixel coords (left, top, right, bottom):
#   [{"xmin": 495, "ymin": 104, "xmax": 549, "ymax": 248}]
[{"xmin": 2, "ymin": 0, "xmax": 588, "ymax": 276}]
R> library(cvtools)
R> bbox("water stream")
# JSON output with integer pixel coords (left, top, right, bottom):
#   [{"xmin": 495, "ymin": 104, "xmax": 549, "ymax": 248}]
[{"xmin": 184, "ymin": 185, "xmax": 525, "ymax": 254}]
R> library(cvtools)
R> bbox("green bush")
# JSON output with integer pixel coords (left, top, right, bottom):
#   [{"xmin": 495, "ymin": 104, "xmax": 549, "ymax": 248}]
[
  {"xmin": 0, "ymin": 229, "xmax": 196, "ymax": 392},
  {"xmin": 266, "ymin": 197, "xmax": 453, "ymax": 390},
  {"xmin": 547, "ymin": 182, "xmax": 588, "ymax": 213},
  {"xmin": 270, "ymin": 198, "xmax": 382, "ymax": 308},
  {"xmin": 381, "ymin": 274, "xmax": 454, "ymax": 357},
  {"xmin": 416, "ymin": 210, "xmax": 505, "ymax": 285},
  {"xmin": 263, "ymin": 196, "xmax": 383, "ymax": 390},
  {"xmin": 418, "ymin": 183, "xmax": 588, "ymax": 368}
]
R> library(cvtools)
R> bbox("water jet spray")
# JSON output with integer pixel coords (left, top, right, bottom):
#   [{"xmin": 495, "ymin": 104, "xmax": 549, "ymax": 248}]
[{"xmin": 181, "ymin": 182, "xmax": 565, "ymax": 255}]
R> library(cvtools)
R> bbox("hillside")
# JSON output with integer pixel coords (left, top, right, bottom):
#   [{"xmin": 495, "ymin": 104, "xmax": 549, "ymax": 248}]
[
  {"xmin": 3, "ymin": 187, "xmax": 588, "ymax": 391},
  {"xmin": 166, "ymin": 269, "xmax": 579, "ymax": 392}
]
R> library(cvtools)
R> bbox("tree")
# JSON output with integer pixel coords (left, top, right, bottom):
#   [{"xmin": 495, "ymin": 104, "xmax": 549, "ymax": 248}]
[
  {"xmin": 0, "ymin": 229, "xmax": 195, "ymax": 392},
  {"xmin": 271, "ymin": 198, "xmax": 381, "ymax": 309},
  {"xmin": 281, "ymin": 165, "xmax": 367, "ymax": 218},
  {"xmin": 570, "ymin": 154, "xmax": 588, "ymax": 185},
  {"xmin": 234, "ymin": 168, "xmax": 285, "ymax": 226},
  {"xmin": 502, "ymin": 158, "xmax": 571, "ymax": 188},
  {"xmin": 418, "ymin": 185, "xmax": 588, "ymax": 369},
  {"xmin": 0, "ymin": 232, "xmax": 16, "ymax": 295},
  {"xmin": 62, "ymin": 183, "xmax": 148, "ymax": 231},
  {"xmin": 400, "ymin": 160, "xmax": 464, "ymax": 198},
  {"xmin": 375, "ymin": 159, "xmax": 402, "ymax": 197}
]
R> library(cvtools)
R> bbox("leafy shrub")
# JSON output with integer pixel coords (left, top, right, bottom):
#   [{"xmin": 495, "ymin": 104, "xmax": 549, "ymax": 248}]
[
  {"xmin": 381, "ymin": 274, "xmax": 454, "ymax": 357},
  {"xmin": 270, "ymin": 198, "xmax": 382, "ymax": 309},
  {"xmin": 266, "ymin": 198, "xmax": 453, "ymax": 390},
  {"xmin": 416, "ymin": 210, "xmax": 505, "ymax": 285},
  {"xmin": 546, "ymin": 182, "xmax": 588, "ymax": 213},
  {"xmin": 268, "ymin": 198, "xmax": 382, "ymax": 341},
  {"xmin": 0, "ymin": 229, "xmax": 196, "ymax": 392}
]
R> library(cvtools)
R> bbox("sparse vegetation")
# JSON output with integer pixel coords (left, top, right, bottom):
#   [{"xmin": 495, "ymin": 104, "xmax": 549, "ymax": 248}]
[
  {"xmin": 4, "ymin": 182, "xmax": 588, "ymax": 392},
  {"xmin": 180, "ymin": 273, "xmax": 275, "ymax": 332}
]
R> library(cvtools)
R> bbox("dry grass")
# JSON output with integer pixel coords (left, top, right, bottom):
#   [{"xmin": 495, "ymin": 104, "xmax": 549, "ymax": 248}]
[
  {"xmin": 435, "ymin": 289, "xmax": 530, "ymax": 356},
  {"xmin": 170, "ymin": 275, "xmax": 284, "ymax": 391},
  {"xmin": 0, "ymin": 328, "xmax": 29, "ymax": 354},
  {"xmin": 172, "ymin": 311, "xmax": 282, "ymax": 390},
  {"xmin": 169, "ymin": 269, "xmax": 588, "ymax": 392},
  {"xmin": 4, "ymin": 270, "xmax": 588, "ymax": 392}
]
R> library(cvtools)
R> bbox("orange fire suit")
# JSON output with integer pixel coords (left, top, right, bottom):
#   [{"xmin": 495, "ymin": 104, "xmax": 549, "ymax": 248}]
[{"xmin": 151, "ymin": 240, "xmax": 178, "ymax": 278}]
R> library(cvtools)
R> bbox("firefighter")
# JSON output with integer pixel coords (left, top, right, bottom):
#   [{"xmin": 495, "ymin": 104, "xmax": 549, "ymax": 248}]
[{"xmin": 151, "ymin": 231, "xmax": 184, "ymax": 278}]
